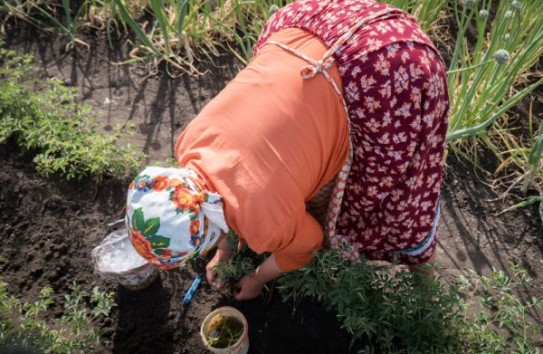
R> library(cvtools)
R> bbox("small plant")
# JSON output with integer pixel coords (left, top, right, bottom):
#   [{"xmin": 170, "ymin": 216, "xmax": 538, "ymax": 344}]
[
  {"xmin": 454, "ymin": 263, "xmax": 543, "ymax": 354},
  {"xmin": 0, "ymin": 44, "xmax": 145, "ymax": 180},
  {"xmin": 0, "ymin": 280, "xmax": 116, "ymax": 354},
  {"xmin": 212, "ymin": 230, "xmax": 266, "ymax": 283}
]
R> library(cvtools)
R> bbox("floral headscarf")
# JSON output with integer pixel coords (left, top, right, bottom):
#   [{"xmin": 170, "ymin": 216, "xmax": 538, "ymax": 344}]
[{"xmin": 126, "ymin": 166, "xmax": 229, "ymax": 269}]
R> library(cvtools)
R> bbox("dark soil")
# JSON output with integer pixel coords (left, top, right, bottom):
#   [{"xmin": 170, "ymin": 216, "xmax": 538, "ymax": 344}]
[
  {"xmin": 1, "ymin": 22, "xmax": 542, "ymax": 354},
  {"xmin": 0, "ymin": 140, "xmax": 357, "ymax": 354}
]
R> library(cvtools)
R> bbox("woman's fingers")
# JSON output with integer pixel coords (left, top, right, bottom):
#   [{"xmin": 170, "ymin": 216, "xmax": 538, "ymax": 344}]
[
  {"xmin": 234, "ymin": 275, "xmax": 263, "ymax": 300},
  {"xmin": 205, "ymin": 268, "xmax": 215, "ymax": 285},
  {"xmin": 205, "ymin": 257, "xmax": 219, "ymax": 285},
  {"xmin": 234, "ymin": 282, "xmax": 247, "ymax": 301}
]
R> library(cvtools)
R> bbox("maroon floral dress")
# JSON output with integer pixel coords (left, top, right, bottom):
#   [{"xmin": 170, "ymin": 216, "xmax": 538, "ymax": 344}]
[{"xmin": 254, "ymin": 0, "xmax": 449, "ymax": 265}]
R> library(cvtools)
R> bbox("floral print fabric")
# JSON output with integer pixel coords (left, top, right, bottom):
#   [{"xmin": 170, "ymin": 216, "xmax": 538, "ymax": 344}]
[
  {"xmin": 255, "ymin": 0, "xmax": 449, "ymax": 264},
  {"xmin": 126, "ymin": 167, "xmax": 229, "ymax": 269}
]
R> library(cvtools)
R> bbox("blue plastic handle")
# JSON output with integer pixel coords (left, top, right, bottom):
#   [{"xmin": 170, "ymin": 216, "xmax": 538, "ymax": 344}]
[{"xmin": 182, "ymin": 275, "xmax": 202, "ymax": 305}]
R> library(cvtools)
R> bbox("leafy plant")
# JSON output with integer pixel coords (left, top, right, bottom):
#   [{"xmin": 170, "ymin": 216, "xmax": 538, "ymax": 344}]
[
  {"xmin": 216, "ymin": 242, "xmax": 542, "ymax": 353},
  {"xmin": 454, "ymin": 263, "xmax": 543, "ymax": 354},
  {"xmin": 0, "ymin": 281, "xmax": 115, "ymax": 354},
  {"xmin": 0, "ymin": 44, "xmax": 145, "ymax": 180},
  {"xmin": 277, "ymin": 251, "xmax": 543, "ymax": 353},
  {"xmin": 212, "ymin": 230, "xmax": 266, "ymax": 283},
  {"xmin": 277, "ymin": 250, "xmax": 462, "ymax": 353}
]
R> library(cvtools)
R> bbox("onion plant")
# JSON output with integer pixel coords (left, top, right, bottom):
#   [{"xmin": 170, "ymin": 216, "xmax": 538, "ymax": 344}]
[
  {"xmin": 490, "ymin": 115, "xmax": 543, "ymax": 222},
  {"xmin": 227, "ymin": 0, "xmax": 284, "ymax": 64},
  {"xmin": 0, "ymin": 0, "xmax": 101, "ymax": 49},
  {"xmin": 1, "ymin": 0, "xmax": 448, "ymax": 69},
  {"xmin": 112, "ymin": 0, "xmax": 284, "ymax": 70},
  {"xmin": 524, "ymin": 123, "xmax": 543, "ymax": 194},
  {"xmin": 517, "ymin": 116, "xmax": 543, "ymax": 223},
  {"xmin": 382, "ymin": 0, "xmax": 447, "ymax": 33},
  {"xmin": 112, "ymin": 0, "xmax": 213, "ymax": 75},
  {"xmin": 445, "ymin": 0, "xmax": 543, "ymax": 221},
  {"xmin": 446, "ymin": 0, "xmax": 543, "ymax": 143}
]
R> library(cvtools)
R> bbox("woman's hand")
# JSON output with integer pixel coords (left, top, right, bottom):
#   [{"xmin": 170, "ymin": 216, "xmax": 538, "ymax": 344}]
[
  {"xmin": 205, "ymin": 253, "xmax": 223, "ymax": 289},
  {"xmin": 205, "ymin": 236, "xmax": 232, "ymax": 289},
  {"xmin": 234, "ymin": 273, "xmax": 266, "ymax": 300},
  {"xmin": 234, "ymin": 254, "xmax": 284, "ymax": 301}
]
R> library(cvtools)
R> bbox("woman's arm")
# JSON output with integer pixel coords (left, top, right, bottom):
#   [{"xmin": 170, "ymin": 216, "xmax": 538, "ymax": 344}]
[
  {"xmin": 234, "ymin": 211, "xmax": 323, "ymax": 300},
  {"xmin": 234, "ymin": 254, "xmax": 284, "ymax": 300}
]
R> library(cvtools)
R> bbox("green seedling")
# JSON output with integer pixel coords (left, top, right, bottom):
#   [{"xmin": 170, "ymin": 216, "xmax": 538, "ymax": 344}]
[
  {"xmin": 212, "ymin": 230, "xmax": 266, "ymax": 284},
  {"xmin": 0, "ymin": 280, "xmax": 115, "ymax": 354}
]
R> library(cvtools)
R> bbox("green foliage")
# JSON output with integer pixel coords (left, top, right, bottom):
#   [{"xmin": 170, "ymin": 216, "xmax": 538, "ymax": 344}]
[
  {"xmin": 446, "ymin": 0, "xmax": 543, "ymax": 143},
  {"xmin": 454, "ymin": 263, "xmax": 543, "ymax": 354},
  {"xmin": 212, "ymin": 230, "xmax": 266, "ymax": 282},
  {"xmin": 0, "ymin": 281, "xmax": 115, "ymax": 354},
  {"xmin": 0, "ymin": 0, "xmax": 446, "ymax": 67},
  {"xmin": 109, "ymin": 0, "xmax": 284, "ymax": 71},
  {"xmin": 518, "ymin": 119, "xmax": 543, "ymax": 223},
  {"xmin": 438, "ymin": 0, "xmax": 543, "ymax": 225},
  {"xmin": 1, "ymin": 0, "xmax": 91, "ymax": 49},
  {"xmin": 0, "ymin": 45, "xmax": 145, "ymax": 180},
  {"xmin": 217, "ymin": 244, "xmax": 542, "ymax": 353},
  {"xmin": 277, "ymin": 251, "xmax": 542, "ymax": 353},
  {"xmin": 379, "ymin": 0, "xmax": 447, "ymax": 32},
  {"xmin": 524, "ymin": 120, "xmax": 543, "ymax": 194},
  {"xmin": 277, "ymin": 250, "xmax": 461, "ymax": 353}
]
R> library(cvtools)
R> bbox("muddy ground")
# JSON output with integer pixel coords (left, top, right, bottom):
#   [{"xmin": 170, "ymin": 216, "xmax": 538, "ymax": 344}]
[{"xmin": 1, "ymin": 25, "xmax": 542, "ymax": 354}]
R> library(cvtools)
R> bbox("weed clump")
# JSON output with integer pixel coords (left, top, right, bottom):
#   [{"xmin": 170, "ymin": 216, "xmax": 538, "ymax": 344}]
[
  {"xmin": 0, "ymin": 281, "xmax": 115, "ymax": 354},
  {"xmin": 214, "ymin": 234, "xmax": 543, "ymax": 353},
  {"xmin": 279, "ymin": 251, "xmax": 543, "ymax": 353},
  {"xmin": 0, "ymin": 44, "xmax": 144, "ymax": 180}
]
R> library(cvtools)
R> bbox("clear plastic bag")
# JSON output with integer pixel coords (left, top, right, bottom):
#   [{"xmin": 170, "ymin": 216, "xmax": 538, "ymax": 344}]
[{"xmin": 92, "ymin": 228, "xmax": 159, "ymax": 291}]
